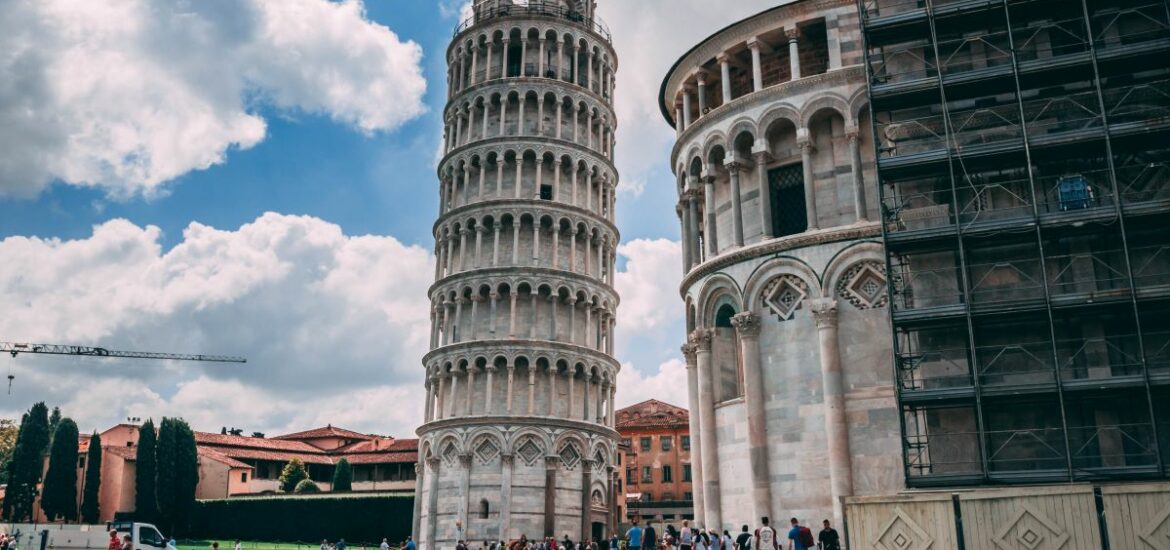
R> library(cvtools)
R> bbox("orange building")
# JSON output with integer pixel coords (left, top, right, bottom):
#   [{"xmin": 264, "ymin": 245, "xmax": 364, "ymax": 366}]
[
  {"xmin": 25, "ymin": 423, "xmax": 418, "ymax": 523},
  {"xmin": 615, "ymin": 400, "xmax": 693, "ymax": 527}
]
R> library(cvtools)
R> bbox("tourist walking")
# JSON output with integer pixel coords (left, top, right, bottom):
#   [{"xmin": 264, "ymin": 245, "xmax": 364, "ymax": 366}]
[
  {"xmin": 643, "ymin": 524, "xmax": 657, "ymax": 550},
  {"xmin": 734, "ymin": 526, "xmax": 751, "ymax": 550},
  {"xmin": 626, "ymin": 520, "xmax": 644, "ymax": 550},
  {"xmin": 679, "ymin": 521, "xmax": 693, "ymax": 550},
  {"xmin": 785, "ymin": 519, "xmax": 814, "ymax": 550},
  {"xmin": 121, "ymin": 534, "xmax": 134, "ymax": 550},
  {"xmin": 108, "ymin": 531, "xmax": 120, "ymax": 550},
  {"xmin": 609, "ymin": 533, "xmax": 618, "ymax": 550},
  {"xmin": 405, "ymin": 537, "xmax": 416, "ymax": 550},
  {"xmin": 721, "ymin": 530, "xmax": 732, "ymax": 550},
  {"xmin": 817, "ymin": 521, "xmax": 839, "ymax": 550},
  {"xmin": 755, "ymin": 517, "xmax": 778, "ymax": 550}
]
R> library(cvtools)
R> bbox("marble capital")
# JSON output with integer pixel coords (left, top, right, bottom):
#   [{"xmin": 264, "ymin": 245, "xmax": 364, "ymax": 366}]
[
  {"xmin": 680, "ymin": 342, "xmax": 699, "ymax": 365},
  {"xmin": 730, "ymin": 311, "xmax": 762, "ymax": 337},
  {"xmin": 808, "ymin": 297, "xmax": 839, "ymax": 328},
  {"xmin": 689, "ymin": 328, "xmax": 713, "ymax": 352}
]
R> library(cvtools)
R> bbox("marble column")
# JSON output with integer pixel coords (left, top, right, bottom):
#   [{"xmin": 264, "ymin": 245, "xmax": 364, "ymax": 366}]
[
  {"xmin": 702, "ymin": 172, "xmax": 718, "ymax": 256},
  {"xmin": 730, "ymin": 312, "xmax": 772, "ymax": 523},
  {"xmin": 787, "ymin": 28, "xmax": 801, "ymax": 80},
  {"xmin": 436, "ymin": 374, "xmax": 447, "ymax": 420},
  {"xmin": 691, "ymin": 329, "xmax": 721, "ymax": 530},
  {"xmin": 544, "ymin": 457, "xmax": 558, "ymax": 537},
  {"xmin": 506, "ymin": 362, "xmax": 515, "ymax": 412},
  {"xmin": 681, "ymin": 343, "xmax": 706, "ymax": 528},
  {"xmin": 747, "ymin": 38, "xmax": 763, "ymax": 92},
  {"xmin": 527, "ymin": 369, "xmax": 537, "ymax": 415},
  {"xmin": 485, "ymin": 365, "xmax": 495, "ymax": 414},
  {"xmin": 717, "ymin": 54, "xmax": 732, "ymax": 103},
  {"xmin": 696, "ymin": 71, "xmax": 708, "ymax": 115},
  {"xmin": 501, "ymin": 454, "xmax": 514, "ymax": 539},
  {"xmin": 753, "ymin": 145, "xmax": 773, "ymax": 239},
  {"xmin": 725, "ymin": 160, "xmax": 745, "ymax": 247},
  {"xmin": 457, "ymin": 454, "xmax": 472, "ymax": 529},
  {"xmin": 809, "ymin": 298, "xmax": 852, "ymax": 527},
  {"xmin": 680, "ymin": 200, "xmax": 692, "ymax": 270},
  {"xmin": 682, "ymin": 87, "xmax": 693, "ymax": 128},
  {"xmin": 580, "ymin": 460, "xmax": 594, "ymax": 540},
  {"xmin": 685, "ymin": 187, "xmax": 701, "ymax": 264},
  {"xmin": 412, "ymin": 462, "xmax": 424, "ymax": 539},
  {"xmin": 848, "ymin": 126, "xmax": 868, "ymax": 222},
  {"xmin": 800, "ymin": 139, "xmax": 818, "ymax": 230},
  {"xmin": 425, "ymin": 458, "xmax": 440, "ymax": 549}
]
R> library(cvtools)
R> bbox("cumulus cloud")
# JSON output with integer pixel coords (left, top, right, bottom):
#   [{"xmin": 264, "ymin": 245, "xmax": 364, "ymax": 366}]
[
  {"xmin": 0, "ymin": 0, "xmax": 426, "ymax": 198},
  {"xmin": 0, "ymin": 213, "xmax": 433, "ymax": 436},
  {"xmin": 615, "ymin": 238, "xmax": 682, "ymax": 333},
  {"xmin": 615, "ymin": 359, "xmax": 688, "ymax": 410},
  {"xmin": 596, "ymin": 0, "xmax": 784, "ymax": 197}
]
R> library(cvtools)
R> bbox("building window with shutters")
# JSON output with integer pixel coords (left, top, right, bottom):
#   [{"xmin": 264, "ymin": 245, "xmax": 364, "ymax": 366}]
[
  {"xmin": 662, "ymin": 465, "xmax": 673, "ymax": 482},
  {"xmin": 642, "ymin": 466, "xmax": 652, "ymax": 483},
  {"xmin": 683, "ymin": 463, "xmax": 692, "ymax": 482},
  {"xmin": 681, "ymin": 435, "xmax": 690, "ymax": 451},
  {"xmin": 640, "ymin": 437, "xmax": 651, "ymax": 451},
  {"xmin": 661, "ymin": 436, "xmax": 672, "ymax": 451}
]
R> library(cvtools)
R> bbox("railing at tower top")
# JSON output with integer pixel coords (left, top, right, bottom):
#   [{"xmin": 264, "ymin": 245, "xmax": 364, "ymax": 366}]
[{"xmin": 454, "ymin": 1, "xmax": 612, "ymax": 43}]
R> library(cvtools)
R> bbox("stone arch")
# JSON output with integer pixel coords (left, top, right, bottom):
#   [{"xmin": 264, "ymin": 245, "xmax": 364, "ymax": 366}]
[
  {"xmin": 800, "ymin": 92, "xmax": 852, "ymax": 129},
  {"xmin": 743, "ymin": 256, "xmax": 822, "ymax": 314},
  {"xmin": 700, "ymin": 131, "xmax": 727, "ymax": 164},
  {"xmin": 847, "ymin": 87, "xmax": 870, "ymax": 123},
  {"xmin": 696, "ymin": 273, "xmax": 744, "ymax": 328},
  {"xmin": 757, "ymin": 103, "xmax": 802, "ymax": 141},
  {"xmin": 466, "ymin": 428, "xmax": 506, "ymax": 465}
]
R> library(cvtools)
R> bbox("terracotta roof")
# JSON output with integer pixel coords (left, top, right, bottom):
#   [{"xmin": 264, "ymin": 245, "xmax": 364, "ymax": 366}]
[
  {"xmin": 616, "ymin": 399, "xmax": 690, "ymax": 429},
  {"xmin": 194, "ymin": 431, "xmax": 322, "ymax": 453},
  {"xmin": 274, "ymin": 425, "xmax": 375, "ymax": 441},
  {"xmin": 199, "ymin": 447, "xmax": 255, "ymax": 470},
  {"xmin": 335, "ymin": 438, "xmax": 417, "ymax": 453},
  {"xmin": 210, "ymin": 447, "xmax": 337, "ymax": 465}
]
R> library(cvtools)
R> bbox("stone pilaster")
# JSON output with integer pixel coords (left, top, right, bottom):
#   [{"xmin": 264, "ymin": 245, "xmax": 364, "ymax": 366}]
[
  {"xmin": 809, "ymin": 297, "xmax": 852, "ymax": 526},
  {"xmin": 691, "ymin": 328, "xmax": 721, "ymax": 530},
  {"xmin": 730, "ymin": 311, "xmax": 772, "ymax": 523},
  {"xmin": 681, "ymin": 342, "xmax": 705, "ymax": 527}
]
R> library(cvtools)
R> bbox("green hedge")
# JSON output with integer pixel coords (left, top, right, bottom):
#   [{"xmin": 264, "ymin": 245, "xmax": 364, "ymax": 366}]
[{"xmin": 190, "ymin": 494, "xmax": 414, "ymax": 544}]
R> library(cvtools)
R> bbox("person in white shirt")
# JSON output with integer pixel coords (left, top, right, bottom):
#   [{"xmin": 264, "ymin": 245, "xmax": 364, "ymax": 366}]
[
  {"xmin": 380, "ymin": 539, "xmax": 390, "ymax": 550},
  {"xmin": 679, "ymin": 521, "xmax": 693, "ymax": 550}
]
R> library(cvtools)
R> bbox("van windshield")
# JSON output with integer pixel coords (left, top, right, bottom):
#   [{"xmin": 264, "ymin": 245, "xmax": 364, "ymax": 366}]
[{"xmin": 139, "ymin": 528, "xmax": 165, "ymax": 548}]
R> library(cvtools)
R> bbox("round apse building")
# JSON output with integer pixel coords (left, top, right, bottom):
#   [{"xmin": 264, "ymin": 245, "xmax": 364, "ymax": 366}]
[
  {"xmin": 413, "ymin": 1, "xmax": 621, "ymax": 548},
  {"xmin": 660, "ymin": 0, "xmax": 902, "ymax": 530}
]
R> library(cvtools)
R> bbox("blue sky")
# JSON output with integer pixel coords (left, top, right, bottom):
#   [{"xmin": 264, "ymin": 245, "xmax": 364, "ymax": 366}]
[{"xmin": 0, "ymin": 0, "xmax": 778, "ymax": 435}]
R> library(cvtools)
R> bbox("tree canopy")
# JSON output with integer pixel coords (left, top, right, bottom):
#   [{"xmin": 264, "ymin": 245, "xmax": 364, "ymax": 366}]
[
  {"xmin": 41, "ymin": 417, "xmax": 80, "ymax": 521},
  {"xmin": 331, "ymin": 458, "xmax": 352, "ymax": 492},
  {"xmin": 279, "ymin": 458, "xmax": 309, "ymax": 492},
  {"xmin": 135, "ymin": 419, "xmax": 158, "ymax": 522},
  {"xmin": 81, "ymin": 432, "xmax": 103, "ymax": 523},
  {"xmin": 3, "ymin": 403, "xmax": 51, "ymax": 521}
]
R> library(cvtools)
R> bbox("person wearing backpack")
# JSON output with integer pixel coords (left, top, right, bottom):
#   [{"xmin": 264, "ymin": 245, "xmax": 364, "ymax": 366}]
[
  {"xmin": 733, "ymin": 526, "xmax": 752, "ymax": 550},
  {"xmin": 754, "ymin": 517, "xmax": 778, "ymax": 550},
  {"xmin": 785, "ymin": 519, "xmax": 815, "ymax": 550}
]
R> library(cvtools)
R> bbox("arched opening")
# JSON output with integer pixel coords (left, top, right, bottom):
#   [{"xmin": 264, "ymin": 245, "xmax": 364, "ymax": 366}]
[
  {"xmin": 713, "ymin": 301, "xmax": 744, "ymax": 401},
  {"xmin": 479, "ymin": 499, "xmax": 490, "ymax": 519},
  {"xmin": 764, "ymin": 118, "xmax": 806, "ymax": 237}
]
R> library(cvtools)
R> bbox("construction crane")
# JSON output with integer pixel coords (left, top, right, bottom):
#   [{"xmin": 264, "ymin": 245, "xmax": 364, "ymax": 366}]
[{"xmin": 1, "ymin": 341, "xmax": 246, "ymax": 393}]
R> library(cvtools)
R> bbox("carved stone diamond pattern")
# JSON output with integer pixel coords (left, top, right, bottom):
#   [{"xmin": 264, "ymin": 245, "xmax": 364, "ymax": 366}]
[
  {"xmin": 474, "ymin": 438, "xmax": 500, "ymax": 464},
  {"xmin": 873, "ymin": 508, "xmax": 933, "ymax": 550},
  {"xmin": 559, "ymin": 443, "xmax": 581, "ymax": 469},
  {"xmin": 838, "ymin": 261, "xmax": 890, "ymax": 309},
  {"xmin": 517, "ymin": 438, "xmax": 543, "ymax": 466},
  {"xmin": 1139, "ymin": 503, "xmax": 1170, "ymax": 550},
  {"xmin": 992, "ymin": 508, "xmax": 1069, "ymax": 550},
  {"xmin": 762, "ymin": 275, "xmax": 808, "ymax": 321},
  {"xmin": 441, "ymin": 442, "xmax": 458, "ymax": 466},
  {"xmin": 593, "ymin": 450, "xmax": 606, "ymax": 473}
]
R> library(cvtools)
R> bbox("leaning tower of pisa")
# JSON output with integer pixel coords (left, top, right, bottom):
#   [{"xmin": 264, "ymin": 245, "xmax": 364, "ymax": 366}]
[{"xmin": 412, "ymin": 1, "xmax": 620, "ymax": 547}]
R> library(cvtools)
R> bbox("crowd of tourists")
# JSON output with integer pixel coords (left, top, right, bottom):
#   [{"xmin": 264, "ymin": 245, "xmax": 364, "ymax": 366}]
[{"xmin": 450, "ymin": 516, "xmax": 840, "ymax": 550}]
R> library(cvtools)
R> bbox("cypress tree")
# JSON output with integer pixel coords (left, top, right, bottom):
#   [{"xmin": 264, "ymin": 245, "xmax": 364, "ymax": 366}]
[
  {"xmin": 173, "ymin": 420, "xmax": 199, "ymax": 535},
  {"xmin": 41, "ymin": 418, "xmax": 80, "ymax": 521},
  {"xmin": 135, "ymin": 419, "xmax": 158, "ymax": 522},
  {"xmin": 80, "ymin": 432, "xmax": 102, "ymax": 523},
  {"xmin": 155, "ymin": 418, "xmax": 178, "ymax": 533},
  {"xmin": 4, "ymin": 404, "xmax": 51, "ymax": 521},
  {"xmin": 1, "ymin": 412, "xmax": 27, "ymax": 519},
  {"xmin": 48, "ymin": 407, "xmax": 61, "ymax": 440},
  {"xmin": 331, "ymin": 458, "xmax": 352, "ymax": 492}
]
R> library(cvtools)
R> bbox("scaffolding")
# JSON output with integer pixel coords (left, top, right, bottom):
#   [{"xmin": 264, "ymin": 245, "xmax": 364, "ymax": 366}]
[{"xmin": 858, "ymin": 0, "xmax": 1170, "ymax": 486}]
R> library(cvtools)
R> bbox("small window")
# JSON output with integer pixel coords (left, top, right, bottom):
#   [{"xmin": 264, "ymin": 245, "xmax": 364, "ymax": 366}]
[
  {"xmin": 662, "ymin": 465, "xmax": 673, "ymax": 482},
  {"xmin": 640, "ymin": 437, "xmax": 651, "ymax": 451},
  {"xmin": 479, "ymin": 499, "xmax": 490, "ymax": 519},
  {"xmin": 683, "ymin": 464, "xmax": 692, "ymax": 482},
  {"xmin": 684, "ymin": 492, "xmax": 693, "ymax": 501},
  {"xmin": 621, "ymin": 438, "xmax": 632, "ymax": 448},
  {"xmin": 241, "ymin": 472, "xmax": 248, "ymax": 483},
  {"xmin": 540, "ymin": 184, "xmax": 553, "ymax": 200},
  {"xmin": 681, "ymin": 436, "xmax": 690, "ymax": 451},
  {"xmin": 661, "ymin": 436, "xmax": 672, "ymax": 451},
  {"xmin": 626, "ymin": 467, "xmax": 634, "ymax": 485},
  {"xmin": 641, "ymin": 466, "xmax": 652, "ymax": 483},
  {"xmin": 78, "ymin": 456, "xmax": 86, "ymax": 469}
]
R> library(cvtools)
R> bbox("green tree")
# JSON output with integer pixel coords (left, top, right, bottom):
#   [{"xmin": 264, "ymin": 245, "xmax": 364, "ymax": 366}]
[
  {"xmin": 3, "ymin": 403, "xmax": 51, "ymax": 521},
  {"xmin": 278, "ymin": 458, "xmax": 309, "ymax": 492},
  {"xmin": 293, "ymin": 479, "xmax": 320, "ymax": 493},
  {"xmin": 41, "ymin": 418, "xmax": 80, "ymax": 521},
  {"xmin": 80, "ymin": 432, "xmax": 102, "ymax": 523},
  {"xmin": 0, "ymin": 419, "xmax": 20, "ymax": 485},
  {"xmin": 331, "ymin": 458, "xmax": 352, "ymax": 492},
  {"xmin": 135, "ymin": 419, "xmax": 158, "ymax": 522},
  {"xmin": 155, "ymin": 418, "xmax": 178, "ymax": 531},
  {"xmin": 173, "ymin": 420, "xmax": 199, "ymax": 534},
  {"xmin": 48, "ymin": 407, "xmax": 61, "ymax": 440}
]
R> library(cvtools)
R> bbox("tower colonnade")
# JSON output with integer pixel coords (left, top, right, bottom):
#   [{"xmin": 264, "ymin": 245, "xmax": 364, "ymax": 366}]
[{"xmin": 416, "ymin": 2, "xmax": 621, "ymax": 548}]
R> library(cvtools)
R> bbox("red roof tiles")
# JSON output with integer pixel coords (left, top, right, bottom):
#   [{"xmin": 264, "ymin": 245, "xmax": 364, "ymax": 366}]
[{"xmin": 616, "ymin": 399, "xmax": 690, "ymax": 429}]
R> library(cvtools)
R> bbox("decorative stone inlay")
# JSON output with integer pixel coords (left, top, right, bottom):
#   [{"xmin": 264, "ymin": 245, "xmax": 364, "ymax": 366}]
[
  {"xmin": 837, "ymin": 261, "xmax": 889, "ymax": 309},
  {"xmin": 558, "ymin": 442, "xmax": 582, "ymax": 469},
  {"xmin": 992, "ymin": 507, "xmax": 1070, "ymax": 550},
  {"xmin": 441, "ymin": 442, "xmax": 459, "ymax": 466},
  {"xmin": 761, "ymin": 275, "xmax": 809, "ymax": 321},
  {"xmin": 474, "ymin": 438, "xmax": 501, "ymax": 464},
  {"xmin": 873, "ymin": 507, "xmax": 934, "ymax": 550},
  {"xmin": 517, "ymin": 437, "xmax": 544, "ymax": 466},
  {"xmin": 1139, "ymin": 502, "xmax": 1170, "ymax": 550}
]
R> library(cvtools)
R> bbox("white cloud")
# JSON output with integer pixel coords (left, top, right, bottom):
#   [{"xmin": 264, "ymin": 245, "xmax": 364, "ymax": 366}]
[
  {"xmin": 0, "ymin": 0, "xmax": 426, "ymax": 198},
  {"xmin": 615, "ymin": 238, "xmax": 683, "ymax": 333},
  {"xmin": 615, "ymin": 359, "xmax": 688, "ymax": 410},
  {"xmin": 595, "ymin": 0, "xmax": 784, "ymax": 195},
  {"xmin": 0, "ymin": 213, "xmax": 434, "ymax": 436}
]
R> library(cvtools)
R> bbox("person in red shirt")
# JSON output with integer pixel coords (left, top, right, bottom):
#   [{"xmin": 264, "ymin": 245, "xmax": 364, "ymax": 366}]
[{"xmin": 107, "ymin": 531, "xmax": 120, "ymax": 550}]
